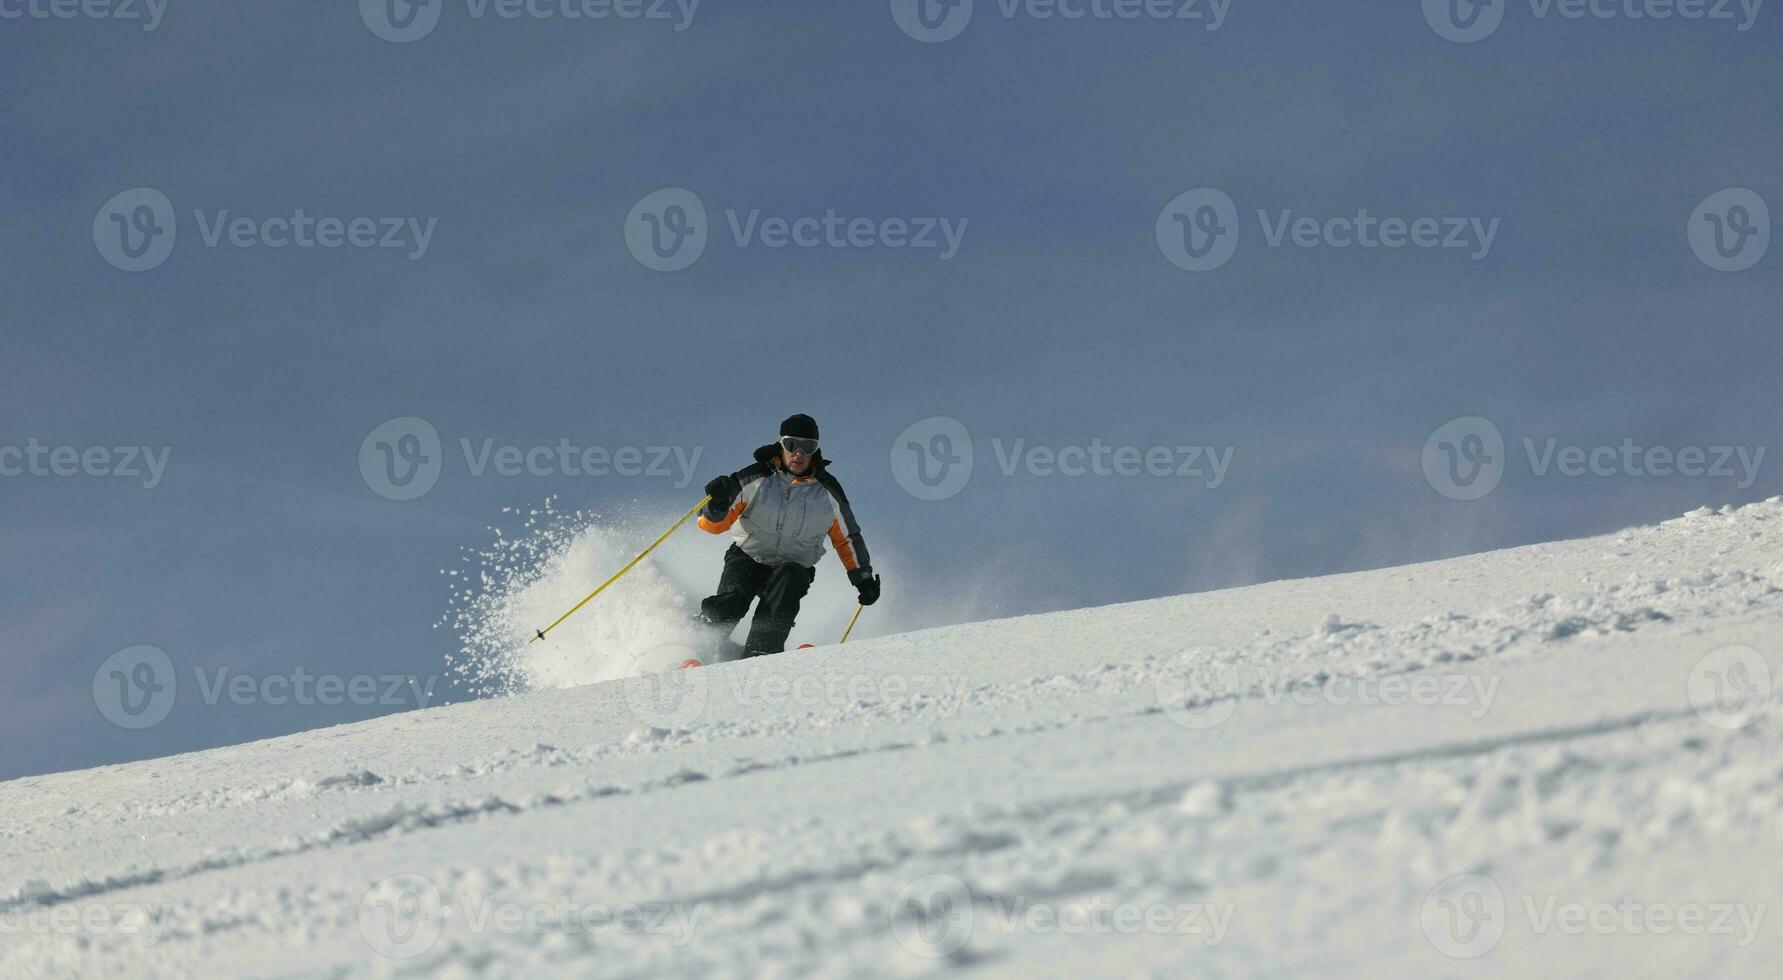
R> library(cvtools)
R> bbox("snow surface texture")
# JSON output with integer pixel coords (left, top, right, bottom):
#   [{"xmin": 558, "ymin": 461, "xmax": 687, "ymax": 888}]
[{"xmin": 5, "ymin": 501, "xmax": 1783, "ymax": 978}]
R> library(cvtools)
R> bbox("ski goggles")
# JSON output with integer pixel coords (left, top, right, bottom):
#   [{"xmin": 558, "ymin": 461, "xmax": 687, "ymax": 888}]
[{"xmin": 779, "ymin": 435, "xmax": 820, "ymax": 456}]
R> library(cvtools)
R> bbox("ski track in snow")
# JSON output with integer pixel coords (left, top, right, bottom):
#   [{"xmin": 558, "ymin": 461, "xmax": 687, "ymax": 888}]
[{"xmin": 3, "ymin": 502, "xmax": 1782, "ymax": 977}]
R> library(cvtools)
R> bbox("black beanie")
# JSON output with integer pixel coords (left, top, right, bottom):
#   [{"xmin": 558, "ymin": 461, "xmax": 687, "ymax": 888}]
[{"xmin": 779, "ymin": 413, "xmax": 819, "ymax": 440}]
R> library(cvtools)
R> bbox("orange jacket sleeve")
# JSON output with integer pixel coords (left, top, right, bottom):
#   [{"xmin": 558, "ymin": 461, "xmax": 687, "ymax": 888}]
[
  {"xmin": 699, "ymin": 499, "xmax": 748, "ymax": 534},
  {"xmin": 827, "ymin": 519, "xmax": 859, "ymax": 571}
]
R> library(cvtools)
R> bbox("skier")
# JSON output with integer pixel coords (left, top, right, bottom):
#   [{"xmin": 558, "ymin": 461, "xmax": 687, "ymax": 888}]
[{"xmin": 696, "ymin": 414, "xmax": 880, "ymax": 657}]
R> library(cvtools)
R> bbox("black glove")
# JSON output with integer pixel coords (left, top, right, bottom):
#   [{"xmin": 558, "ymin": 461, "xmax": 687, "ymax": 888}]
[
  {"xmin": 703, "ymin": 474, "xmax": 740, "ymax": 518},
  {"xmin": 848, "ymin": 567, "xmax": 881, "ymax": 606}
]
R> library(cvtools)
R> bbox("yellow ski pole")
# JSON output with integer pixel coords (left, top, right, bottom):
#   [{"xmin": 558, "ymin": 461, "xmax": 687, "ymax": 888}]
[
  {"xmin": 839, "ymin": 604, "xmax": 863, "ymax": 644},
  {"xmin": 528, "ymin": 495, "xmax": 711, "ymax": 644}
]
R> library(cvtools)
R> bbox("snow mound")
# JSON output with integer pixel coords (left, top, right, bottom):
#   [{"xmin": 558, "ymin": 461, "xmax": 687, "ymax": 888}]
[{"xmin": 4, "ymin": 500, "xmax": 1782, "ymax": 977}]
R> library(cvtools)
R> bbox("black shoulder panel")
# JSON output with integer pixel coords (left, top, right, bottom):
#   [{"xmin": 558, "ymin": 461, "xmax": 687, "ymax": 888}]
[{"xmin": 816, "ymin": 467, "xmax": 872, "ymax": 570}]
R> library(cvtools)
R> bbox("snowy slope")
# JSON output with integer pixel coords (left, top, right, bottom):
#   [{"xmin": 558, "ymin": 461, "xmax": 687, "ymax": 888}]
[{"xmin": 4, "ymin": 501, "xmax": 1783, "ymax": 978}]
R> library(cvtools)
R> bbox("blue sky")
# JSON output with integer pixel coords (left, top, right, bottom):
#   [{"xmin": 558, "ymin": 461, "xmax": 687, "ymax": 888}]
[{"xmin": 2, "ymin": 0, "xmax": 1778, "ymax": 779}]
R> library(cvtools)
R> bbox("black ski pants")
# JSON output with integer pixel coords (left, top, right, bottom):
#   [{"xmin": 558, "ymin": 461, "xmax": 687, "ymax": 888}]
[{"xmin": 699, "ymin": 544, "xmax": 815, "ymax": 656}]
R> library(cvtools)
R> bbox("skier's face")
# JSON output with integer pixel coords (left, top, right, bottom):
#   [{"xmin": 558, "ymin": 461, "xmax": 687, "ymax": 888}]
[{"xmin": 782, "ymin": 447, "xmax": 811, "ymax": 475}]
